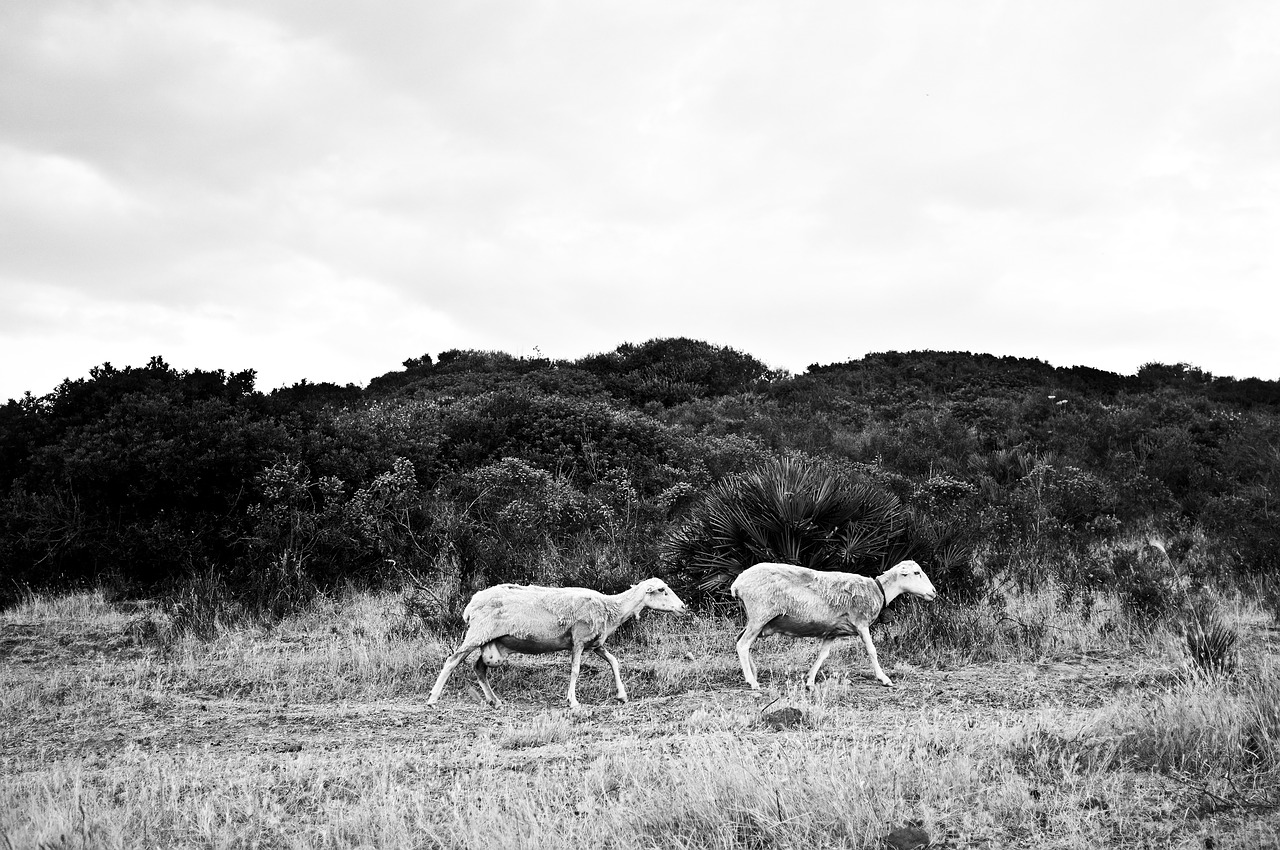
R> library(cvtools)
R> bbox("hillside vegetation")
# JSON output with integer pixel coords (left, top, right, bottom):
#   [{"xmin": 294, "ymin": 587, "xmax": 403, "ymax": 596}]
[{"xmin": 3, "ymin": 340, "xmax": 1277, "ymax": 615}]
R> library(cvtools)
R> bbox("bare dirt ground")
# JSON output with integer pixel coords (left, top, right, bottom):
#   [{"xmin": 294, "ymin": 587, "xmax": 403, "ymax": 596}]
[
  {"xmin": 1, "ymin": 618, "xmax": 1165, "ymax": 762},
  {"xmin": 3, "ymin": 609, "xmax": 1280, "ymax": 848}
]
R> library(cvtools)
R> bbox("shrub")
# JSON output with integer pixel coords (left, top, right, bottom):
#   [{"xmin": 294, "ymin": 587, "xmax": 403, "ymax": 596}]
[
  {"xmin": 902, "ymin": 514, "xmax": 984, "ymax": 601},
  {"xmin": 662, "ymin": 455, "xmax": 910, "ymax": 603},
  {"xmin": 1202, "ymin": 493, "xmax": 1280, "ymax": 577},
  {"xmin": 1110, "ymin": 547, "xmax": 1186, "ymax": 625},
  {"xmin": 1184, "ymin": 612, "xmax": 1238, "ymax": 677}
]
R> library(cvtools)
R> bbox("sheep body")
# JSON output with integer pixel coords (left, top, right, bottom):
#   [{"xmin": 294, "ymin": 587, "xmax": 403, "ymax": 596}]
[
  {"xmin": 427, "ymin": 577, "xmax": 686, "ymax": 709},
  {"xmin": 730, "ymin": 560, "xmax": 936, "ymax": 690}
]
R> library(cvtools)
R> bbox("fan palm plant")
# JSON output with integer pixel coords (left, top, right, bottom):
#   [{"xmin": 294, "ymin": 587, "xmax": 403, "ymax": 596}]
[{"xmin": 662, "ymin": 455, "xmax": 911, "ymax": 603}]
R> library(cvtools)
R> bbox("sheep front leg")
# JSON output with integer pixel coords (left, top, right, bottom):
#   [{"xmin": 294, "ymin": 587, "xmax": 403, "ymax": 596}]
[
  {"xmin": 594, "ymin": 647, "xmax": 627, "ymax": 703},
  {"xmin": 736, "ymin": 621, "xmax": 766, "ymax": 690},
  {"xmin": 805, "ymin": 638, "xmax": 836, "ymax": 690},
  {"xmin": 566, "ymin": 643, "xmax": 585, "ymax": 710},
  {"xmin": 857, "ymin": 624, "xmax": 893, "ymax": 687},
  {"xmin": 428, "ymin": 642, "xmax": 480, "ymax": 704}
]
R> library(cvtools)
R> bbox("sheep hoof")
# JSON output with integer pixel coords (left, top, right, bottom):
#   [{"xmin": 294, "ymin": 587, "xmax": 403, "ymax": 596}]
[
  {"xmin": 615, "ymin": 695, "xmax": 629, "ymax": 704},
  {"xmin": 878, "ymin": 678, "xmax": 895, "ymax": 688}
]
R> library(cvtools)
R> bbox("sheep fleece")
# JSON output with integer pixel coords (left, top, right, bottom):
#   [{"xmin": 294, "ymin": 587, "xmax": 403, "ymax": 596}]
[
  {"xmin": 465, "ymin": 585, "xmax": 621, "ymax": 647},
  {"xmin": 733, "ymin": 564, "xmax": 882, "ymax": 638}
]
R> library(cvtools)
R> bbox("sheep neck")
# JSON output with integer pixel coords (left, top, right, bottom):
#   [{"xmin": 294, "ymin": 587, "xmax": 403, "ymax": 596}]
[
  {"xmin": 872, "ymin": 576, "xmax": 887, "ymax": 611},
  {"xmin": 608, "ymin": 585, "xmax": 650, "ymax": 623},
  {"xmin": 875, "ymin": 571, "xmax": 908, "ymax": 608}
]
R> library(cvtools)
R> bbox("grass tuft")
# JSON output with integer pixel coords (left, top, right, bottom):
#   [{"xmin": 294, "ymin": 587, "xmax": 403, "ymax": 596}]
[
  {"xmin": 498, "ymin": 712, "xmax": 573, "ymax": 749},
  {"xmin": 1184, "ymin": 614, "xmax": 1239, "ymax": 678}
]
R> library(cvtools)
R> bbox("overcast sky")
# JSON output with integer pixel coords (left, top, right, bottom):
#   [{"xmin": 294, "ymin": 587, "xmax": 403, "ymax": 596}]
[{"xmin": 2, "ymin": 1, "xmax": 1277, "ymax": 401}]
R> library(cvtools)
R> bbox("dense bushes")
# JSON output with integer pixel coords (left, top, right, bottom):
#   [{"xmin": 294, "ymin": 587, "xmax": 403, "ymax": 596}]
[
  {"xmin": 2, "ymin": 344, "xmax": 1278, "ymax": 612},
  {"xmin": 0, "ymin": 360, "xmax": 290, "ymax": 592}
]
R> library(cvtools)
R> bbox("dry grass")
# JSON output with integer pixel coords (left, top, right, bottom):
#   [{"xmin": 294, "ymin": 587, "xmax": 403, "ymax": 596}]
[
  {"xmin": 3, "ymin": 584, "xmax": 1279, "ymax": 849},
  {"xmin": 498, "ymin": 711, "xmax": 575, "ymax": 749},
  {"xmin": 1, "ymin": 588, "xmax": 133, "ymax": 625}
]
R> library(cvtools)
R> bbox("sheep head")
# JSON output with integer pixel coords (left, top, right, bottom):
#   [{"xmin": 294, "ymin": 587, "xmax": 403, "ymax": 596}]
[
  {"xmin": 635, "ymin": 578, "xmax": 688, "ymax": 615},
  {"xmin": 886, "ymin": 560, "xmax": 938, "ymax": 601}
]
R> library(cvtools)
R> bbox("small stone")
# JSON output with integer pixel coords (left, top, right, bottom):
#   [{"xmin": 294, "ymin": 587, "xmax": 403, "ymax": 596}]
[
  {"xmin": 761, "ymin": 707, "xmax": 809, "ymax": 730},
  {"xmin": 884, "ymin": 824, "xmax": 930, "ymax": 850}
]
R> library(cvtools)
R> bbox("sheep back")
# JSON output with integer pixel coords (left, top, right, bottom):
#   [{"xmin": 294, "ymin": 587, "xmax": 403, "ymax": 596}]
[
  {"xmin": 731, "ymin": 563, "xmax": 881, "ymax": 638},
  {"xmin": 462, "ymin": 584, "xmax": 621, "ymax": 646}
]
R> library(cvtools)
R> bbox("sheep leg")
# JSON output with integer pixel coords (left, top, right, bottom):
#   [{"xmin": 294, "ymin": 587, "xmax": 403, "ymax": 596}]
[
  {"xmin": 566, "ymin": 643, "xmax": 585, "ymax": 710},
  {"xmin": 472, "ymin": 655, "xmax": 501, "ymax": 707},
  {"xmin": 427, "ymin": 642, "xmax": 482, "ymax": 704},
  {"xmin": 805, "ymin": 638, "xmax": 836, "ymax": 690},
  {"xmin": 858, "ymin": 624, "xmax": 893, "ymax": 686},
  {"xmin": 594, "ymin": 647, "xmax": 628, "ymax": 703},
  {"xmin": 736, "ymin": 620, "xmax": 767, "ymax": 690}
]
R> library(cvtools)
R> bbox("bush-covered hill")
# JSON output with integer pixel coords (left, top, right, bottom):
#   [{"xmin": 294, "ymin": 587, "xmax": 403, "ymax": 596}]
[{"xmin": 2, "ymin": 340, "xmax": 1278, "ymax": 609}]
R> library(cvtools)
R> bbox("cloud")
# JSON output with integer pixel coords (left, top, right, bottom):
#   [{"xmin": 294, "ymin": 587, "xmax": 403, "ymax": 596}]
[
  {"xmin": 1, "ymin": 0, "xmax": 1279, "ymax": 400},
  {"xmin": 0, "ymin": 256, "xmax": 479, "ymax": 395}
]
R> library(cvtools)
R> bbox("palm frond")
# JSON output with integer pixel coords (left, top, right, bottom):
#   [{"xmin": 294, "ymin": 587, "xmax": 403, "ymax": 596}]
[{"xmin": 661, "ymin": 455, "xmax": 914, "ymax": 605}]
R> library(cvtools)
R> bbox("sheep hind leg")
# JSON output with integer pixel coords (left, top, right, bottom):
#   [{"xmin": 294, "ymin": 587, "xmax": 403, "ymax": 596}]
[
  {"xmin": 736, "ymin": 620, "xmax": 767, "ymax": 690},
  {"xmin": 472, "ymin": 653, "xmax": 501, "ymax": 707},
  {"xmin": 805, "ymin": 638, "xmax": 836, "ymax": 690},
  {"xmin": 858, "ymin": 624, "xmax": 893, "ymax": 687},
  {"xmin": 594, "ymin": 647, "xmax": 627, "ymax": 703},
  {"xmin": 427, "ymin": 641, "xmax": 483, "ymax": 705},
  {"xmin": 565, "ymin": 643, "xmax": 586, "ymax": 710}
]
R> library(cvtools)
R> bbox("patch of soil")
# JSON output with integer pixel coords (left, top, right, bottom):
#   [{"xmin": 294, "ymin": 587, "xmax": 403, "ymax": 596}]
[{"xmin": 0, "ymin": 618, "xmax": 1229, "ymax": 772}]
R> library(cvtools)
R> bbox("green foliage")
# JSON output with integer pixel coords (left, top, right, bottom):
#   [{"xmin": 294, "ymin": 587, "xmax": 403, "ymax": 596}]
[
  {"xmin": 244, "ymin": 460, "xmax": 356, "ymax": 580},
  {"xmin": 1110, "ymin": 547, "xmax": 1187, "ymax": 625},
  {"xmin": 905, "ymin": 514, "xmax": 985, "ymax": 600},
  {"xmin": 1202, "ymin": 492, "xmax": 1280, "ymax": 576},
  {"xmin": 266, "ymin": 379, "xmax": 362, "ymax": 412},
  {"xmin": 662, "ymin": 455, "xmax": 910, "ymax": 602},
  {"xmin": 1016, "ymin": 462, "xmax": 1116, "ymax": 533},
  {"xmin": 438, "ymin": 391, "xmax": 686, "ymax": 490},
  {"xmin": 0, "ymin": 360, "xmax": 290, "ymax": 593},
  {"xmin": 367, "ymin": 349, "xmax": 612, "ymax": 400},
  {"xmin": 1184, "ymin": 609, "xmax": 1238, "ymax": 677},
  {"xmin": 4, "ymin": 344, "xmax": 1280, "ymax": 609},
  {"xmin": 576, "ymin": 337, "xmax": 773, "ymax": 406}
]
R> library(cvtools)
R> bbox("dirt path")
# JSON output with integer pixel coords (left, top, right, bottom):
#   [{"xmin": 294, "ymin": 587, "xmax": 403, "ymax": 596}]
[{"xmin": 1, "ymin": 615, "xmax": 1176, "ymax": 766}]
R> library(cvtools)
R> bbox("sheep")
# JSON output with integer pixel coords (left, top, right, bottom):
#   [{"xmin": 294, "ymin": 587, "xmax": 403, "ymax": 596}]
[
  {"xmin": 730, "ymin": 559, "xmax": 937, "ymax": 690},
  {"xmin": 426, "ymin": 577, "xmax": 687, "ymax": 709}
]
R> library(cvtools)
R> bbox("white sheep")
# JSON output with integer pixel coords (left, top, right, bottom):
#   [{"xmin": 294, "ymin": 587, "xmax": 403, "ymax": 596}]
[
  {"xmin": 730, "ymin": 559, "xmax": 937, "ymax": 690},
  {"xmin": 426, "ymin": 577, "xmax": 687, "ymax": 709}
]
